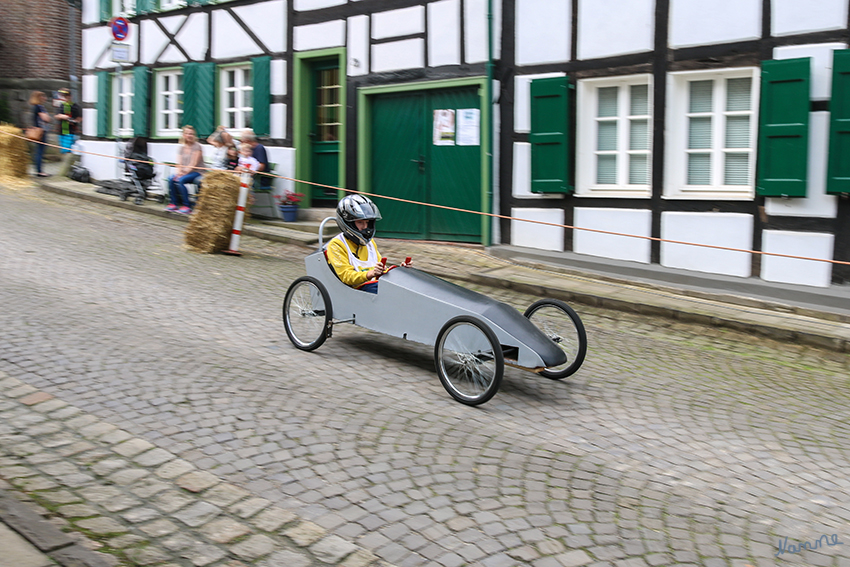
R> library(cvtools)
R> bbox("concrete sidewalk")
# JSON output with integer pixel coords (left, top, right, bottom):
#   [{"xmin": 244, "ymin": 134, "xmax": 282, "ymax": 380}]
[{"xmin": 25, "ymin": 167, "xmax": 850, "ymax": 355}]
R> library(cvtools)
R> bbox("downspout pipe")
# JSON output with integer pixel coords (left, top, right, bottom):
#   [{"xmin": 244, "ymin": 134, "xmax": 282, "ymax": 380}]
[{"xmin": 485, "ymin": 0, "xmax": 494, "ymax": 247}]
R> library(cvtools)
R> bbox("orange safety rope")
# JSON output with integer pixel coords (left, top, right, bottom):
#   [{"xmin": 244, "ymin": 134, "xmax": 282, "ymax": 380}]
[{"xmin": 5, "ymin": 131, "xmax": 850, "ymax": 267}]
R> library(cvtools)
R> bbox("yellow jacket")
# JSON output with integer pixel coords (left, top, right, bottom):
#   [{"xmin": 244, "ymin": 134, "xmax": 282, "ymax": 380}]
[{"xmin": 326, "ymin": 235, "xmax": 383, "ymax": 287}]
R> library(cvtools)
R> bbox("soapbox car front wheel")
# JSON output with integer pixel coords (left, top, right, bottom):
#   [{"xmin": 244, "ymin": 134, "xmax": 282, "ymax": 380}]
[
  {"xmin": 524, "ymin": 299, "xmax": 587, "ymax": 380},
  {"xmin": 435, "ymin": 316, "xmax": 504, "ymax": 406},
  {"xmin": 283, "ymin": 276, "xmax": 332, "ymax": 351}
]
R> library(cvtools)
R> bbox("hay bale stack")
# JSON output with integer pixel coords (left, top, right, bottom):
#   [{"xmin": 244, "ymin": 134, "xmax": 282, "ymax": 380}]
[
  {"xmin": 184, "ymin": 170, "xmax": 242, "ymax": 253},
  {"xmin": 0, "ymin": 124, "xmax": 31, "ymax": 180}
]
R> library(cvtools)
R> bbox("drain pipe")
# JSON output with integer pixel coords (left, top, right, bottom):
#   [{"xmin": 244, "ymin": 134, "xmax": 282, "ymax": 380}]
[{"xmin": 485, "ymin": 0, "xmax": 494, "ymax": 247}]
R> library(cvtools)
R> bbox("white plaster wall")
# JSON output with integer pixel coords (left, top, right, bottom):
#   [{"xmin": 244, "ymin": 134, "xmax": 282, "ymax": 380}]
[
  {"xmin": 82, "ymin": 109, "xmax": 97, "ymax": 137},
  {"xmin": 515, "ymin": 0, "xmax": 570, "ymax": 65},
  {"xmin": 761, "ymin": 231, "xmax": 834, "ymax": 287},
  {"xmin": 577, "ymin": 0, "xmax": 654, "ymax": 60},
  {"xmin": 774, "ymin": 43, "xmax": 847, "ymax": 100},
  {"xmin": 669, "ymin": 0, "xmax": 761, "ymax": 48},
  {"xmin": 511, "ymin": 208, "xmax": 565, "ymax": 251},
  {"xmin": 84, "ymin": 26, "xmax": 137, "ymax": 70},
  {"xmin": 293, "ymin": 20, "xmax": 346, "ymax": 51},
  {"xmin": 348, "ymin": 15, "xmax": 370, "ymax": 76},
  {"xmin": 212, "ymin": 10, "xmax": 263, "ymax": 59},
  {"xmin": 140, "ymin": 20, "xmax": 169, "ymax": 65},
  {"xmin": 78, "ymin": 140, "xmax": 128, "ymax": 181},
  {"xmin": 294, "ymin": 0, "xmax": 344, "ymax": 10},
  {"xmin": 514, "ymin": 73, "xmax": 566, "ymax": 133},
  {"xmin": 464, "ymin": 0, "xmax": 501, "ymax": 63},
  {"xmin": 773, "ymin": 0, "xmax": 848, "ymax": 36},
  {"xmin": 159, "ymin": 14, "xmax": 185, "ymax": 36},
  {"xmin": 233, "ymin": 0, "xmax": 287, "ymax": 53},
  {"xmin": 765, "ymin": 113, "xmax": 838, "ymax": 218},
  {"xmin": 428, "ymin": 0, "xmax": 460, "ymax": 67},
  {"xmin": 271, "ymin": 59, "xmax": 287, "ymax": 96},
  {"xmin": 373, "ymin": 6, "xmax": 425, "ymax": 39},
  {"xmin": 266, "ymin": 146, "xmax": 297, "ymax": 195},
  {"xmin": 82, "ymin": 75, "xmax": 98, "ymax": 104},
  {"xmin": 159, "ymin": 45, "xmax": 187, "ymax": 65},
  {"xmin": 573, "ymin": 208, "xmax": 652, "ymax": 263},
  {"xmin": 512, "ymin": 142, "xmax": 560, "ymax": 199},
  {"xmin": 660, "ymin": 212, "xmax": 753, "ymax": 277},
  {"xmin": 82, "ymin": 0, "xmax": 100, "ymax": 25},
  {"xmin": 372, "ymin": 39, "xmax": 425, "ymax": 73},
  {"xmin": 271, "ymin": 103, "xmax": 286, "ymax": 139},
  {"xmin": 175, "ymin": 13, "xmax": 208, "ymax": 62}
]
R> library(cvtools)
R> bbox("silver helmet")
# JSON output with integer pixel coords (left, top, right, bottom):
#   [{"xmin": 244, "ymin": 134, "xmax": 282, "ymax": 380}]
[{"xmin": 335, "ymin": 194, "xmax": 382, "ymax": 246}]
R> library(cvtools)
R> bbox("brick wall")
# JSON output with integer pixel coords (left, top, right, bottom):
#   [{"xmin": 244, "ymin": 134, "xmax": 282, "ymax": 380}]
[{"xmin": 0, "ymin": 0, "xmax": 81, "ymax": 80}]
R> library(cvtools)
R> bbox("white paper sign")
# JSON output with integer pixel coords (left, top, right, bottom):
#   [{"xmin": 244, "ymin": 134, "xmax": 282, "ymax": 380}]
[
  {"xmin": 433, "ymin": 109, "xmax": 456, "ymax": 146},
  {"xmin": 456, "ymin": 108, "xmax": 480, "ymax": 146}
]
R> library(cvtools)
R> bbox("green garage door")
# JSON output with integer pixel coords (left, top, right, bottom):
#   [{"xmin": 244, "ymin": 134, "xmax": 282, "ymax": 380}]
[{"xmin": 371, "ymin": 87, "xmax": 482, "ymax": 242}]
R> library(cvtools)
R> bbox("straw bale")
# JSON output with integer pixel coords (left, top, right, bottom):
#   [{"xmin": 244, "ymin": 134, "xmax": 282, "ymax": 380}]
[
  {"xmin": 184, "ymin": 170, "xmax": 242, "ymax": 253},
  {"xmin": 0, "ymin": 124, "xmax": 32, "ymax": 180}
]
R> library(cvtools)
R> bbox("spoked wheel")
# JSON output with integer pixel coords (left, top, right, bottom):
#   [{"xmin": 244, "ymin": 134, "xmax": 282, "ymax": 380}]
[
  {"xmin": 283, "ymin": 276, "xmax": 332, "ymax": 351},
  {"xmin": 435, "ymin": 316, "xmax": 504, "ymax": 406},
  {"xmin": 523, "ymin": 299, "xmax": 587, "ymax": 380}
]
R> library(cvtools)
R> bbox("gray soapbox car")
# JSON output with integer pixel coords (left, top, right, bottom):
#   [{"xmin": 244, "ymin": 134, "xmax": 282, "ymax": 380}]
[{"xmin": 283, "ymin": 218, "xmax": 587, "ymax": 406}]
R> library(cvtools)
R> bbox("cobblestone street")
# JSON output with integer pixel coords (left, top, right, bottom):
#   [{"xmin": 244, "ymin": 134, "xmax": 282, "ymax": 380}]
[{"xmin": 1, "ymin": 185, "xmax": 848, "ymax": 567}]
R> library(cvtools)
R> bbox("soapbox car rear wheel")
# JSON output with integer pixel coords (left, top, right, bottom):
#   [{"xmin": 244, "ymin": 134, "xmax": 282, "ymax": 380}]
[
  {"xmin": 435, "ymin": 316, "xmax": 504, "ymax": 406},
  {"xmin": 523, "ymin": 299, "xmax": 587, "ymax": 380},
  {"xmin": 283, "ymin": 276, "xmax": 332, "ymax": 351}
]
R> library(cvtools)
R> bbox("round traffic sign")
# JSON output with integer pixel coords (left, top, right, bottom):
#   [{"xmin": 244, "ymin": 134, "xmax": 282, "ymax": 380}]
[{"xmin": 111, "ymin": 17, "xmax": 130, "ymax": 41}]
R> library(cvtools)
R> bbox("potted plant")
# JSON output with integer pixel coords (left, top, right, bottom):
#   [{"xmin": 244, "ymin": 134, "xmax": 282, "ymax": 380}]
[{"xmin": 275, "ymin": 191, "xmax": 305, "ymax": 222}]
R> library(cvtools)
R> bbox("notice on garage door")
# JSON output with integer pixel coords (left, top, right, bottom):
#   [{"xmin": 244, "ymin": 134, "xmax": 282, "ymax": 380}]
[
  {"xmin": 456, "ymin": 108, "xmax": 480, "ymax": 146},
  {"xmin": 433, "ymin": 109, "xmax": 456, "ymax": 145}
]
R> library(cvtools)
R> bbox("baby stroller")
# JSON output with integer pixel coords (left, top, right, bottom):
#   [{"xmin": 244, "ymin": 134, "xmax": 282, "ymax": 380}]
[{"xmin": 120, "ymin": 137, "xmax": 163, "ymax": 205}]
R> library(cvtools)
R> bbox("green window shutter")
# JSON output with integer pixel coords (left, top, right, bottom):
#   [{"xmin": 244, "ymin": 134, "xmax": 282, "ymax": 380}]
[
  {"xmin": 530, "ymin": 76, "xmax": 572, "ymax": 193},
  {"xmin": 100, "ymin": 0, "xmax": 111, "ymax": 21},
  {"xmin": 136, "ymin": 0, "xmax": 154, "ymax": 14},
  {"xmin": 756, "ymin": 58, "xmax": 810, "ymax": 198},
  {"xmin": 182, "ymin": 62, "xmax": 216, "ymax": 139},
  {"xmin": 827, "ymin": 49, "xmax": 850, "ymax": 194},
  {"xmin": 132, "ymin": 66, "xmax": 151, "ymax": 137},
  {"xmin": 252, "ymin": 56, "xmax": 271, "ymax": 137},
  {"xmin": 97, "ymin": 71, "xmax": 110, "ymax": 138}
]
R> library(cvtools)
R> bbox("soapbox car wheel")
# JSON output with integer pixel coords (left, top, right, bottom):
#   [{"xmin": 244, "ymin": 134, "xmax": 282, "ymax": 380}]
[
  {"xmin": 435, "ymin": 316, "xmax": 504, "ymax": 406},
  {"xmin": 283, "ymin": 276, "xmax": 332, "ymax": 351},
  {"xmin": 523, "ymin": 299, "xmax": 587, "ymax": 380}
]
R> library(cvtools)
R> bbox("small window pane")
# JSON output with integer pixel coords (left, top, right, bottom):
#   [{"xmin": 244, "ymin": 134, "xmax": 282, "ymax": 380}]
[
  {"xmin": 724, "ymin": 153, "xmax": 749, "ymax": 185},
  {"xmin": 597, "ymin": 122, "xmax": 617, "ymax": 151},
  {"xmin": 596, "ymin": 155, "xmax": 617, "ymax": 184},
  {"xmin": 244, "ymin": 69, "xmax": 252, "ymax": 85},
  {"xmin": 177, "ymin": 74, "xmax": 183, "ymax": 91},
  {"xmin": 725, "ymin": 116, "xmax": 749, "ymax": 148},
  {"xmin": 726, "ymin": 77, "xmax": 752, "ymax": 111},
  {"xmin": 630, "ymin": 119, "xmax": 648, "ymax": 151},
  {"xmin": 228, "ymin": 92, "xmax": 235, "ymax": 108},
  {"xmin": 227, "ymin": 70, "xmax": 235, "ymax": 88},
  {"xmin": 228, "ymin": 111, "xmax": 236, "ymax": 128},
  {"xmin": 629, "ymin": 155, "xmax": 649, "ymax": 185},
  {"xmin": 630, "ymin": 84, "xmax": 649, "ymax": 115},
  {"xmin": 245, "ymin": 110, "xmax": 253, "ymax": 129},
  {"xmin": 244, "ymin": 90, "xmax": 252, "ymax": 108},
  {"xmin": 689, "ymin": 80, "xmax": 713, "ymax": 113},
  {"xmin": 688, "ymin": 117, "xmax": 712, "ymax": 149},
  {"xmin": 598, "ymin": 87, "xmax": 618, "ymax": 117},
  {"xmin": 687, "ymin": 154, "xmax": 711, "ymax": 185}
]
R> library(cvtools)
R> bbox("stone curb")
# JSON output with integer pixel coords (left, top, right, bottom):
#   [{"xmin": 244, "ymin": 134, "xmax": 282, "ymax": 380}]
[{"xmin": 0, "ymin": 371, "xmax": 397, "ymax": 567}]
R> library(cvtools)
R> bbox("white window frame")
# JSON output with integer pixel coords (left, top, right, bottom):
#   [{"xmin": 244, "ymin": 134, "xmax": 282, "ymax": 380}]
[
  {"xmin": 155, "ymin": 69, "xmax": 184, "ymax": 137},
  {"xmin": 158, "ymin": 0, "xmax": 185, "ymax": 10},
  {"xmin": 219, "ymin": 65, "xmax": 254, "ymax": 134},
  {"xmin": 113, "ymin": 0, "xmax": 135, "ymax": 16},
  {"xmin": 112, "ymin": 72, "xmax": 134, "ymax": 138},
  {"xmin": 576, "ymin": 74, "xmax": 653, "ymax": 198},
  {"xmin": 664, "ymin": 67, "xmax": 760, "ymax": 200}
]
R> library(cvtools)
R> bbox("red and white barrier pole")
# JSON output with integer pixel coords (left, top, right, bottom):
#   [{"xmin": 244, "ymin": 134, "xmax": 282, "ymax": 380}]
[{"xmin": 222, "ymin": 172, "xmax": 252, "ymax": 256}]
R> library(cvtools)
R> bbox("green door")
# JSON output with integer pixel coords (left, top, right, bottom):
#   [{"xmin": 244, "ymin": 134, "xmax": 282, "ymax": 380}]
[
  {"xmin": 371, "ymin": 87, "xmax": 481, "ymax": 242},
  {"xmin": 310, "ymin": 63, "xmax": 341, "ymax": 206}
]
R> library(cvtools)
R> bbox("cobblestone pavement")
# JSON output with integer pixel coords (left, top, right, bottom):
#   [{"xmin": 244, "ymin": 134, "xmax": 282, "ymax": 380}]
[{"xmin": 1, "ymin": 184, "xmax": 849, "ymax": 567}]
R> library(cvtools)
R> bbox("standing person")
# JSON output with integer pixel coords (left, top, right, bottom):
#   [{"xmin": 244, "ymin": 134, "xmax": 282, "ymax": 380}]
[
  {"xmin": 240, "ymin": 129, "xmax": 271, "ymax": 189},
  {"xmin": 165, "ymin": 125, "xmax": 205, "ymax": 214},
  {"xmin": 207, "ymin": 125, "xmax": 234, "ymax": 170},
  {"xmin": 54, "ymin": 88, "xmax": 82, "ymax": 153},
  {"xmin": 29, "ymin": 91, "xmax": 52, "ymax": 177}
]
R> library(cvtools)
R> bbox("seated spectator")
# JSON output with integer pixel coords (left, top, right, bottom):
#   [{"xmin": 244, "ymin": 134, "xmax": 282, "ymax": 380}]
[
  {"xmin": 225, "ymin": 146, "xmax": 239, "ymax": 171},
  {"xmin": 165, "ymin": 125, "xmax": 205, "ymax": 215},
  {"xmin": 235, "ymin": 143, "xmax": 261, "ymax": 173},
  {"xmin": 207, "ymin": 125, "xmax": 234, "ymax": 170}
]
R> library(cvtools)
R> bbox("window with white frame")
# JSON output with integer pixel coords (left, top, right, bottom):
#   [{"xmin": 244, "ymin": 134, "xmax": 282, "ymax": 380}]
[
  {"xmin": 576, "ymin": 75, "xmax": 652, "ymax": 197},
  {"xmin": 113, "ymin": 73, "xmax": 134, "ymax": 137},
  {"xmin": 221, "ymin": 66, "xmax": 253, "ymax": 131},
  {"xmin": 113, "ymin": 0, "xmax": 135, "ymax": 15},
  {"xmin": 159, "ymin": 0, "xmax": 184, "ymax": 9},
  {"xmin": 665, "ymin": 68, "xmax": 759, "ymax": 199},
  {"xmin": 156, "ymin": 70, "xmax": 183, "ymax": 136}
]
